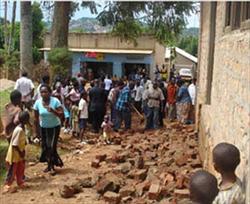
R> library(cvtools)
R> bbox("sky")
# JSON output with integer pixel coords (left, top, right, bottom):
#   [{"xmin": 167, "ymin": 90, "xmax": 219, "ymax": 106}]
[{"xmin": 0, "ymin": 1, "xmax": 200, "ymax": 28}]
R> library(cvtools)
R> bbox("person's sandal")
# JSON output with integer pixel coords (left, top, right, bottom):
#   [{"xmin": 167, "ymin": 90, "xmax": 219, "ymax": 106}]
[
  {"xmin": 50, "ymin": 169, "xmax": 56, "ymax": 176},
  {"xmin": 43, "ymin": 167, "xmax": 51, "ymax": 173}
]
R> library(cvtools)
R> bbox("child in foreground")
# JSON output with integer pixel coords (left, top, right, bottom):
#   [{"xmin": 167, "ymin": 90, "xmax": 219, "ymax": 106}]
[
  {"xmin": 189, "ymin": 170, "xmax": 219, "ymax": 204},
  {"xmin": 78, "ymin": 92, "xmax": 88, "ymax": 143},
  {"xmin": 212, "ymin": 142, "xmax": 245, "ymax": 204},
  {"xmin": 101, "ymin": 115, "xmax": 113, "ymax": 144},
  {"xmin": 3, "ymin": 111, "xmax": 30, "ymax": 193}
]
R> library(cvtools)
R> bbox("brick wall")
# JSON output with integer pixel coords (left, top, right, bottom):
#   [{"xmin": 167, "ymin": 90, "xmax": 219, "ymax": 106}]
[{"xmin": 197, "ymin": 2, "xmax": 250, "ymax": 202}]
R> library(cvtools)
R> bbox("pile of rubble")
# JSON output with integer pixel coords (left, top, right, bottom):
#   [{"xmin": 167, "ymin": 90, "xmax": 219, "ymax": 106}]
[{"xmin": 60, "ymin": 122, "xmax": 202, "ymax": 203}]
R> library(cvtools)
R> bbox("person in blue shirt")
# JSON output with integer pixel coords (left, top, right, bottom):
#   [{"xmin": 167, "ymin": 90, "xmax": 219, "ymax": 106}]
[
  {"xmin": 33, "ymin": 84, "xmax": 64, "ymax": 175},
  {"xmin": 114, "ymin": 81, "xmax": 134, "ymax": 131},
  {"xmin": 177, "ymin": 80, "xmax": 192, "ymax": 124}
]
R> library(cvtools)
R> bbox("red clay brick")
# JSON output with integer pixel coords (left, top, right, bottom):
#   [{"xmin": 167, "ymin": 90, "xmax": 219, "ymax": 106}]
[{"xmin": 148, "ymin": 183, "xmax": 161, "ymax": 200}]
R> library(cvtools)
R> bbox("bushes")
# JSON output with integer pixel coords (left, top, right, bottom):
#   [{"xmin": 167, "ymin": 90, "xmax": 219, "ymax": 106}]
[{"xmin": 48, "ymin": 48, "xmax": 72, "ymax": 80}]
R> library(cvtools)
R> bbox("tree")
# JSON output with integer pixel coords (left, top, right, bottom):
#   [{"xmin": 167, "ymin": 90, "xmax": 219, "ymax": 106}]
[
  {"xmin": 8, "ymin": 1, "xmax": 16, "ymax": 55},
  {"xmin": 97, "ymin": 2, "xmax": 197, "ymax": 45},
  {"xmin": 51, "ymin": 2, "xmax": 71, "ymax": 48},
  {"xmin": 20, "ymin": 1, "xmax": 33, "ymax": 74},
  {"xmin": 177, "ymin": 36, "xmax": 198, "ymax": 56},
  {"xmin": 32, "ymin": 2, "xmax": 44, "ymax": 64}
]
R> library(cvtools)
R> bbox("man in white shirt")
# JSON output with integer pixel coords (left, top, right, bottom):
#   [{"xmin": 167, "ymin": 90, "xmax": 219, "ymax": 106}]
[
  {"xmin": 188, "ymin": 78, "xmax": 196, "ymax": 123},
  {"xmin": 134, "ymin": 81, "xmax": 144, "ymax": 113},
  {"xmin": 104, "ymin": 75, "xmax": 112, "ymax": 92},
  {"xmin": 15, "ymin": 71, "xmax": 35, "ymax": 105}
]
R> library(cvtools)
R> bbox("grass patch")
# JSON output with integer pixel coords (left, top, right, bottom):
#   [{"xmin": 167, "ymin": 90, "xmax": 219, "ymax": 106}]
[{"xmin": 0, "ymin": 87, "xmax": 13, "ymax": 115}]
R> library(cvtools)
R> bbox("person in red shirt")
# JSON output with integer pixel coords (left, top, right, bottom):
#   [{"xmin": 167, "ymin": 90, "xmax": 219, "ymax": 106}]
[{"xmin": 166, "ymin": 78, "xmax": 178, "ymax": 122}]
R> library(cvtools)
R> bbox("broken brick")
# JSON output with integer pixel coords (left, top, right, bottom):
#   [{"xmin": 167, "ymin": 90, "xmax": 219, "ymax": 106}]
[
  {"xmin": 148, "ymin": 183, "xmax": 161, "ymax": 200},
  {"xmin": 95, "ymin": 154, "xmax": 107, "ymax": 162},
  {"xmin": 175, "ymin": 154, "xmax": 188, "ymax": 167},
  {"xmin": 91, "ymin": 159, "xmax": 100, "ymax": 168},
  {"xmin": 119, "ymin": 185, "xmax": 135, "ymax": 197},
  {"xmin": 163, "ymin": 174, "xmax": 175, "ymax": 185},
  {"xmin": 174, "ymin": 189, "xmax": 189, "ymax": 199},
  {"xmin": 135, "ymin": 156, "xmax": 144, "ymax": 169},
  {"xmin": 176, "ymin": 174, "xmax": 185, "ymax": 189},
  {"xmin": 103, "ymin": 191, "xmax": 121, "ymax": 204},
  {"xmin": 135, "ymin": 181, "xmax": 150, "ymax": 196},
  {"xmin": 95, "ymin": 179, "xmax": 113, "ymax": 195}
]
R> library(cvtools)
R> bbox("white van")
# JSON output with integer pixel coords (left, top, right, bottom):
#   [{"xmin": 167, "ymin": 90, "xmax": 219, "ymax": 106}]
[{"xmin": 179, "ymin": 68, "xmax": 192, "ymax": 80}]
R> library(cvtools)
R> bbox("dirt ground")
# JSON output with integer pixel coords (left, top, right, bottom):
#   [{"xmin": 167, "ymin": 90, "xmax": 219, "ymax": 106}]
[
  {"xmin": 0, "ymin": 115, "xmax": 200, "ymax": 204},
  {"xmin": 0, "ymin": 79, "xmax": 15, "ymax": 91}
]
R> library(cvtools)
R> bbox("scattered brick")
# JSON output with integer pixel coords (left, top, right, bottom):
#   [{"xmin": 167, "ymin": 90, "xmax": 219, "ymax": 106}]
[
  {"xmin": 103, "ymin": 191, "xmax": 121, "ymax": 204},
  {"xmin": 91, "ymin": 159, "xmax": 100, "ymax": 168},
  {"xmin": 119, "ymin": 185, "xmax": 135, "ymax": 197},
  {"xmin": 95, "ymin": 179, "xmax": 113, "ymax": 195},
  {"xmin": 148, "ymin": 183, "xmax": 161, "ymax": 200},
  {"xmin": 95, "ymin": 154, "xmax": 107, "ymax": 162}
]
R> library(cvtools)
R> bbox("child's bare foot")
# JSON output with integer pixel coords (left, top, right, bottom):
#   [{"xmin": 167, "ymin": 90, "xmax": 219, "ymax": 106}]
[{"xmin": 2, "ymin": 185, "xmax": 17, "ymax": 194}]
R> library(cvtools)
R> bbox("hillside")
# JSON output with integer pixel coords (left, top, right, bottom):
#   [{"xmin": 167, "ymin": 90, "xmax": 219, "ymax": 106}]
[{"xmin": 44, "ymin": 17, "xmax": 199, "ymax": 35}]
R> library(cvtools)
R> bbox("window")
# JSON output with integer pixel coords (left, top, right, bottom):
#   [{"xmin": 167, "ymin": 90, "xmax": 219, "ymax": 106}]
[
  {"xmin": 242, "ymin": 2, "xmax": 250, "ymax": 21},
  {"xmin": 225, "ymin": 2, "xmax": 250, "ymax": 31},
  {"xmin": 225, "ymin": 2, "xmax": 232, "ymax": 27},
  {"xmin": 232, "ymin": 2, "xmax": 241, "ymax": 28}
]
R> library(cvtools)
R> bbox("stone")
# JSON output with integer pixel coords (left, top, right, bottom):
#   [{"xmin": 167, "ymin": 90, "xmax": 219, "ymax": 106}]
[
  {"xmin": 190, "ymin": 159, "xmax": 202, "ymax": 168},
  {"xmin": 95, "ymin": 179, "xmax": 113, "ymax": 195},
  {"xmin": 103, "ymin": 191, "xmax": 121, "ymax": 204},
  {"xmin": 144, "ymin": 161, "xmax": 157, "ymax": 168},
  {"xmin": 122, "ymin": 196, "xmax": 133, "ymax": 203},
  {"xmin": 111, "ymin": 154, "xmax": 126, "ymax": 163},
  {"xmin": 148, "ymin": 183, "xmax": 161, "ymax": 200},
  {"xmin": 135, "ymin": 181, "xmax": 151, "ymax": 196},
  {"xmin": 119, "ymin": 185, "xmax": 135, "ymax": 197},
  {"xmin": 175, "ymin": 154, "xmax": 188, "ymax": 167},
  {"xmin": 163, "ymin": 173, "xmax": 175, "ymax": 185},
  {"xmin": 59, "ymin": 185, "xmax": 76, "ymax": 198},
  {"xmin": 121, "ymin": 162, "xmax": 132, "ymax": 174},
  {"xmin": 95, "ymin": 154, "xmax": 107, "ymax": 162},
  {"xmin": 91, "ymin": 159, "xmax": 100, "ymax": 168},
  {"xmin": 176, "ymin": 174, "xmax": 185, "ymax": 189},
  {"xmin": 77, "ymin": 176, "xmax": 94, "ymax": 188},
  {"xmin": 160, "ymin": 158, "xmax": 174, "ymax": 166},
  {"xmin": 133, "ymin": 169, "xmax": 147, "ymax": 181},
  {"xmin": 135, "ymin": 156, "xmax": 144, "ymax": 169}
]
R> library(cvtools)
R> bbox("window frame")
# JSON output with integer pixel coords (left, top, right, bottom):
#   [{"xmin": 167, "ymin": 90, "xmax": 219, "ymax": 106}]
[{"xmin": 224, "ymin": 2, "xmax": 250, "ymax": 32}]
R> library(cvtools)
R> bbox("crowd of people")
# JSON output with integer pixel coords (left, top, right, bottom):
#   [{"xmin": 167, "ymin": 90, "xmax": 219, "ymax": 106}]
[{"xmin": 0, "ymin": 70, "xmax": 245, "ymax": 204}]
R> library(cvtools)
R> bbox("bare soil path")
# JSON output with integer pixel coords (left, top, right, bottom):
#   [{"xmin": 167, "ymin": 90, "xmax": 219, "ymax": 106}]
[{"xmin": 0, "ymin": 117, "xmax": 200, "ymax": 204}]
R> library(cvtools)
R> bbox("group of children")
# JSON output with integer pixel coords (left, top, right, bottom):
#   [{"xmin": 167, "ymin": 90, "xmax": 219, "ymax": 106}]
[{"xmin": 190, "ymin": 142, "xmax": 245, "ymax": 204}]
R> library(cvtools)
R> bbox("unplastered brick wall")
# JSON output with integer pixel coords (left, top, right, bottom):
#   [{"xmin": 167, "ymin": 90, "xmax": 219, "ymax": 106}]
[{"xmin": 197, "ymin": 2, "xmax": 250, "ymax": 202}]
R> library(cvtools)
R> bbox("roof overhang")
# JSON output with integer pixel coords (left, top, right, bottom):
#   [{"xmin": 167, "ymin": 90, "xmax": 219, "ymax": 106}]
[{"xmin": 40, "ymin": 48, "xmax": 153, "ymax": 55}]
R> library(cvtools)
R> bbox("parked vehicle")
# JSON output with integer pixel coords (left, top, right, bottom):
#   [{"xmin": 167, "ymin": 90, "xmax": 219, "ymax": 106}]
[{"xmin": 179, "ymin": 68, "xmax": 192, "ymax": 80}]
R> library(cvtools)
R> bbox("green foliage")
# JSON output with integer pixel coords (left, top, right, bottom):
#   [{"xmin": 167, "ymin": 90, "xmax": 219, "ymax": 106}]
[
  {"xmin": 32, "ymin": 2, "xmax": 44, "ymax": 48},
  {"xmin": 33, "ymin": 47, "xmax": 43, "ymax": 64},
  {"xmin": 177, "ymin": 36, "xmax": 198, "ymax": 56},
  {"xmin": 97, "ymin": 2, "xmax": 197, "ymax": 45},
  {"xmin": 32, "ymin": 2, "xmax": 44, "ymax": 64},
  {"xmin": 48, "ymin": 48, "xmax": 72, "ymax": 79},
  {"xmin": 112, "ymin": 20, "xmax": 143, "ymax": 45}
]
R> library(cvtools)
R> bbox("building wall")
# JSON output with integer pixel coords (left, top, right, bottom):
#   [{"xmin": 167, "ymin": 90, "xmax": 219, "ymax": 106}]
[
  {"xmin": 71, "ymin": 52, "xmax": 153, "ymax": 77},
  {"xmin": 44, "ymin": 33, "xmax": 165, "ymax": 78},
  {"xmin": 197, "ymin": 2, "xmax": 250, "ymax": 202}
]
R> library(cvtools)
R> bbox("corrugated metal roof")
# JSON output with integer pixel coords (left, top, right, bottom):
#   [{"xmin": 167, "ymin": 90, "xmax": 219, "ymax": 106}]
[
  {"xmin": 40, "ymin": 48, "xmax": 153, "ymax": 54},
  {"xmin": 165, "ymin": 47, "xmax": 198, "ymax": 63}
]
